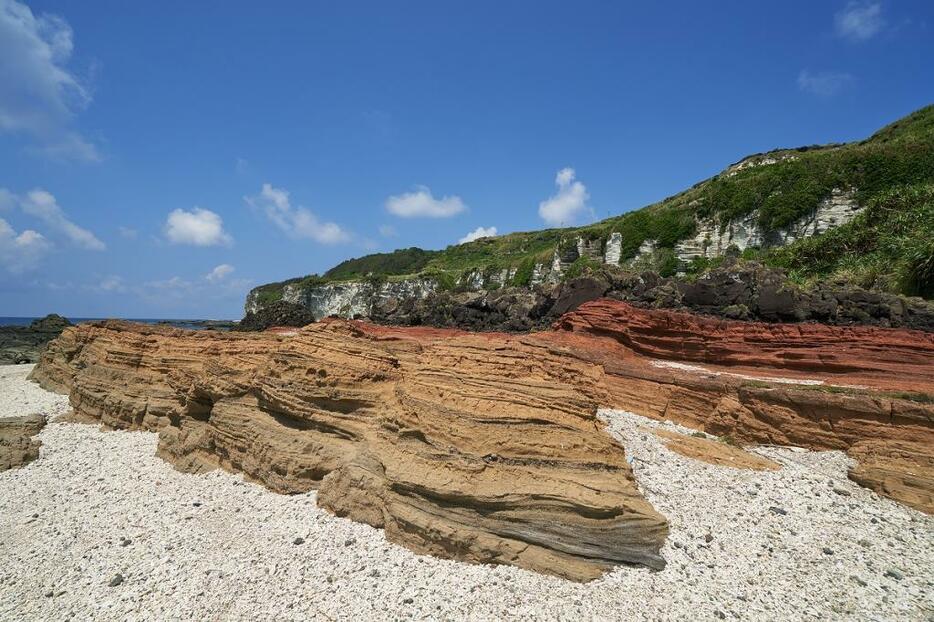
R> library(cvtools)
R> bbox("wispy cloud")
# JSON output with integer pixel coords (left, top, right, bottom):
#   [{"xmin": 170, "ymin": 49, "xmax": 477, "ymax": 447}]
[
  {"xmin": 538, "ymin": 168, "xmax": 591, "ymax": 226},
  {"xmin": 19, "ymin": 188, "xmax": 105, "ymax": 250},
  {"xmin": 378, "ymin": 224, "xmax": 397, "ymax": 238},
  {"xmin": 458, "ymin": 226, "xmax": 498, "ymax": 245},
  {"xmin": 385, "ymin": 186, "xmax": 467, "ymax": 218},
  {"xmin": 835, "ymin": 1, "xmax": 884, "ymax": 41},
  {"xmin": 797, "ymin": 70, "xmax": 854, "ymax": 97},
  {"xmin": 245, "ymin": 183, "xmax": 349, "ymax": 244},
  {"xmin": 0, "ymin": 217, "xmax": 51, "ymax": 273},
  {"xmin": 206, "ymin": 263, "xmax": 234, "ymax": 282},
  {"xmin": 96, "ymin": 275, "xmax": 125, "ymax": 292},
  {"xmin": 165, "ymin": 207, "xmax": 233, "ymax": 247},
  {"xmin": 0, "ymin": 0, "xmax": 100, "ymax": 162}
]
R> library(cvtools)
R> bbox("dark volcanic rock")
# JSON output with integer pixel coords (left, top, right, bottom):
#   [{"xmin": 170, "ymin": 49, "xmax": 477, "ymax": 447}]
[
  {"xmin": 233, "ymin": 301, "xmax": 317, "ymax": 332},
  {"xmin": 364, "ymin": 262, "xmax": 934, "ymax": 333},
  {"xmin": 0, "ymin": 314, "xmax": 72, "ymax": 365}
]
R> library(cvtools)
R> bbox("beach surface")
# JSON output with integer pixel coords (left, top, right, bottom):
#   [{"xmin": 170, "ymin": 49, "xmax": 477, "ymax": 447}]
[{"xmin": 0, "ymin": 363, "xmax": 931, "ymax": 621}]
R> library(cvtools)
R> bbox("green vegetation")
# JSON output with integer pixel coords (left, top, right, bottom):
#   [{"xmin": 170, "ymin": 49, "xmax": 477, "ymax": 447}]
[
  {"xmin": 564, "ymin": 255, "xmax": 602, "ymax": 280},
  {"xmin": 324, "ymin": 247, "xmax": 437, "ymax": 280},
  {"xmin": 763, "ymin": 183, "xmax": 934, "ymax": 297},
  {"xmin": 250, "ymin": 105, "xmax": 934, "ymax": 301}
]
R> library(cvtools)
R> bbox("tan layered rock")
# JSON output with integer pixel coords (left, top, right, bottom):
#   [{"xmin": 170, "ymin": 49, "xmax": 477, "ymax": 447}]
[
  {"xmin": 30, "ymin": 320, "xmax": 667, "ymax": 581},
  {"xmin": 645, "ymin": 428, "xmax": 781, "ymax": 471},
  {"xmin": 848, "ymin": 440, "xmax": 934, "ymax": 514},
  {"xmin": 0, "ymin": 414, "xmax": 46, "ymax": 471},
  {"xmin": 28, "ymin": 299, "xmax": 934, "ymax": 583}
]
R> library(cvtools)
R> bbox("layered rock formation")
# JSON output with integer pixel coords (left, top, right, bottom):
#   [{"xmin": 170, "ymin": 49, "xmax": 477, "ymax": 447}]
[
  {"xmin": 29, "ymin": 300, "xmax": 934, "ymax": 580},
  {"xmin": 645, "ymin": 428, "xmax": 781, "ymax": 471},
  {"xmin": 0, "ymin": 315, "xmax": 72, "ymax": 365},
  {"xmin": 0, "ymin": 414, "xmax": 46, "ymax": 471},
  {"xmin": 30, "ymin": 319, "xmax": 669, "ymax": 581},
  {"xmin": 549, "ymin": 300, "xmax": 934, "ymax": 514}
]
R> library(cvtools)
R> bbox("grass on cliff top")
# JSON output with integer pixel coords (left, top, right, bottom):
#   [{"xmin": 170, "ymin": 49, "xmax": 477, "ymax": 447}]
[
  {"xmin": 762, "ymin": 182, "xmax": 934, "ymax": 298},
  {"xmin": 252, "ymin": 105, "xmax": 934, "ymax": 300}
]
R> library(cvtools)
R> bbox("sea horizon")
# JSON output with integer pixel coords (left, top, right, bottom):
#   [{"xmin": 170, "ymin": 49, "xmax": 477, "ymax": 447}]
[{"xmin": 0, "ymin": 316, "xmax": 237, "ymax": 329}]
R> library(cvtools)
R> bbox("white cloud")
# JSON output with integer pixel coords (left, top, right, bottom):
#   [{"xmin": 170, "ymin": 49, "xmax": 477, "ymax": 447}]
[
  {"xmin": 165, "ymin": 207, "xmax": 233, "ymax": 247},
  {"xmin": 0, "ymin": 216, "xmax": 51, "ymax": 273},
  {"xmin": 385, "ymin": 185, "xmax": 467, "ymax": 218},
  {"xmin": 18, "ymin": 188, "xmax": 105, "ymax": 250},
  {"xmin": 378, "ymin": 224, "xmax": 397, "ymax": 237},
  {"xmin": 538, "ymin": 167, "xmax": 591, "ymax": 226},
  {"xmin": 458, "ymin": 226, "xmax": 498, "ymax": 245},
  {"xmin": 206, "ymin": 263, "xmax": 234, "ymax": 282},
  {"xmin": 235, "ymin": 157, "xmax": 249, "ymax": 175},
  {"xmin": 118, "ymin": 226, "xmax": 137, "ymax": 239},
  {"xmin": 835, "ymin": 1, "xmax": 884, "ymax": 41},
  {"xmin": 97, "ymin": 275, "xmax": 125, "ymax": 292},
  {"xmin": 0, "ymin": 0, "xmax": 100, "ymax": 162},
  {"xmin": 245, "ymin": 183, "xmax": 349, "ymax": 244},
  {"xmin": 797, "ymin": 69, "xmax": 854, "ymax": 97}
]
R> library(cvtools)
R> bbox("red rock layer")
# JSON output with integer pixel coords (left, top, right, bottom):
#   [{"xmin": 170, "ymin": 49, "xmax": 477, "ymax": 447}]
[{"xmin": 547, "ymin": 300, "xmax": 934, "ymax": 513}]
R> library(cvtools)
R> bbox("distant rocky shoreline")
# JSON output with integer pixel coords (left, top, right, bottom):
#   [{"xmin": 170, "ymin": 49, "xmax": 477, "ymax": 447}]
[
  {"xmin": 0, "ymin": 316, "xmax": 238, "ymax": 365},
  {"xmin": 0, "ymin": 315, "xmax": 73, "ymax": 365}
]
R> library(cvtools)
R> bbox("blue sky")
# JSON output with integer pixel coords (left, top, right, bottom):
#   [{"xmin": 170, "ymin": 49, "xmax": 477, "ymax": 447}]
[{"xmin": 1, "ymin": 0, "xmax": 932, "ymax": 319}]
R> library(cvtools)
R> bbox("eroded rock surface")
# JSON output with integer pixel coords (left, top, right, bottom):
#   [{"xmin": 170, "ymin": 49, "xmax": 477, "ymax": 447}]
[
  {"xmin": 28, "ymin": 299, "xmax": 934, "ymax": 581},
  {"xmin": 30, "ymin": 319, "xmax": 668, "ymax": 581},
  {"xmin": 645, "ymin": 428, "xmax": 781, "ymax": 471},
  {"xmin": 0, "ymin": 414, "xmax": 46, "ymax": 471},
  {"xmin": 549, "ymin": 300, "xmax": 934, "ymax": 512}
]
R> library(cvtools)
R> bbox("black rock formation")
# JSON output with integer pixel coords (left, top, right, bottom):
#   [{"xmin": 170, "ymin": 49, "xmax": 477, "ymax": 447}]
[
  {"xmin": 0, "ymin": 314, "xmax": 73, "ymax": 365},
  {"xmin": 234, "ymin": 301, "xmax": 317, "ymax": 332}
]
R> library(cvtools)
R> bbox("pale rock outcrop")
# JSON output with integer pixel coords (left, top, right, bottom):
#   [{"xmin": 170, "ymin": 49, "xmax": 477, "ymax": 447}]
[
  {"xmin": 670, "ymin": 188, "xmax": 862, "ymax": 266},
  {"xmin": 246, "ymin": 278, "xmax": 438, "ymax": 320},
  {"xmin": 604, "ymin": 232, "xmax": 623, "ymax": 266}
]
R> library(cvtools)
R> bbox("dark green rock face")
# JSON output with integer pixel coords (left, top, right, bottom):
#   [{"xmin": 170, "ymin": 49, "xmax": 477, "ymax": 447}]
[{"xmin": 0, "ymin": 314, "xmax": 73, "ymax": 365}]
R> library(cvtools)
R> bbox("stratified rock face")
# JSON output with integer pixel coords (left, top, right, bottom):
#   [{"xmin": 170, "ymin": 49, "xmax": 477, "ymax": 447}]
[
  {"xmin": 30, "ymin": 320, "xmax": 668, "ymax": 581},
  {"xmin": 646, "ymin": 428, "xmax": 780, "ymax": 472},
  {"xmin": 553, "ymin": 299, "xmax": 934, "ymax": 377},
  {"xmin": 549, "ymin": 300, "xmax": 934, "ymax": 513},
  {"xmin": 0, "ymin": 414, "xmax": 46, "ymax": 471}
]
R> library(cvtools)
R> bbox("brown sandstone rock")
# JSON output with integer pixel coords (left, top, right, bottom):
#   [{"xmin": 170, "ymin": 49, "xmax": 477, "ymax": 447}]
[
  {"xmin": 0, "ymin": 414, "xmax": 46, "ymax": 471},
  {"xmin": 645, "ymin": 428, "xmax": 781, "ymax": 471},
  {"xmin": 28, "ymin": 298, "xmax": 934, "ymax": 585},
  {"xmin": 848, "ymin": 440, "xmax": 934, "ymax": 515},
  {"xmin": 30, "ymin": 319, "xmax": 668, "ymax": 581}
]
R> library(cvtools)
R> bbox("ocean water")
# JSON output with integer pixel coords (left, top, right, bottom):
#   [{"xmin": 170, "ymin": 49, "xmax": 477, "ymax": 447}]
[{"xmin": 0, "ymin": 317, "xmax": 234, "ymax": 331}]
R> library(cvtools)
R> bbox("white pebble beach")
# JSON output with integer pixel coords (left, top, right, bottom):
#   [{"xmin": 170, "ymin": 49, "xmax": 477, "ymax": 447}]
[{"xmin": 1, "ymin": 363, "xmax": 931, "ymax": 621}]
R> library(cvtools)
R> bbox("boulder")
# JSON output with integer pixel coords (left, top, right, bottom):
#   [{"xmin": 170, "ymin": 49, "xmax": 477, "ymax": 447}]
[{"xmin": 234, "ymin": 301, "xmax": 317, "ymax": 332}]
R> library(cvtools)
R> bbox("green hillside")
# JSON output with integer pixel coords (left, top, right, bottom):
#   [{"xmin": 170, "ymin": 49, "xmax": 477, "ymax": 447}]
[{"xmin": 251, "ymin": 105, "xmax": 934, "ymax": 304}]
